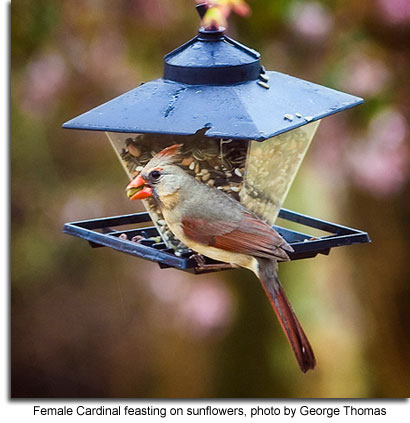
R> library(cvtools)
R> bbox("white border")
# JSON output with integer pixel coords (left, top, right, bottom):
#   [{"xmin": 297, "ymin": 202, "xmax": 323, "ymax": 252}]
[{"xmin": 3, "ymin": 1, "xmax": 409, "ymax": 421}]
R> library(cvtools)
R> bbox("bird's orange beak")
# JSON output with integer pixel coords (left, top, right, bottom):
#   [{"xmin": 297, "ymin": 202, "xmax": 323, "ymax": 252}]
[{"xmin": 126, "ymin": 175, "xmax": 153, "ymax": 200}]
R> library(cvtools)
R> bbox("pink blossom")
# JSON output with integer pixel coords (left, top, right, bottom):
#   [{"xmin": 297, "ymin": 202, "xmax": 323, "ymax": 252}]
[
  {"xmin": 377, "ymin": 0, "xmax": 410, "ymax": 25},
  {"xmin": 177, "ymin": 280, "xmax": 233, "ymax": 337},
  {"xmin": 87, "ymin": 30, "xmax": 137, "ymax": 91},
  {"xmin": 290, "ymin": 2, "xmax": 333, "ymax": 41},
  {"xmin": 147, "ymin": 268, "xmax": 234, "ymax": 338},
  {"xmin": 22, "ymin": 53, "xmax": 68, "ymax": 117},
  {"xmin": 148, "ymin": 269, "xmax": 190, "ymax": 304},
  {"xmin": 347, "ymin": 109, "xmax": 410, "ymax": 198},
  {"xmin": 341, "ymin": 54, "xmax": 390, "ymax": 97}
]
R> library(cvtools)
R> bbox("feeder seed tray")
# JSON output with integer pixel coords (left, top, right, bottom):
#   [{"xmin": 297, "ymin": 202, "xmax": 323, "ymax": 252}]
[{"xmin": 63, "ymin": 208, "xmax": 370, "ymax": 274}]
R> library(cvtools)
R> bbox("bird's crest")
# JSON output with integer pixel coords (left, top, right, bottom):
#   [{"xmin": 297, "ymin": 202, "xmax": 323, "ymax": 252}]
[
  {"xmin": 144, "ymin": 144, "xmax": 183, "ymax": 170},
  {"xmin": 156, "ymin": 144, "xmax": 183, "ymax": 160}
]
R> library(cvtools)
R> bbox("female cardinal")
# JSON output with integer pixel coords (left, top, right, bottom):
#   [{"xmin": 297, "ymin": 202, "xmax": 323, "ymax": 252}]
[{"xmin": 126, "ymin": 144, "xmax": 316, "ymax": 372}]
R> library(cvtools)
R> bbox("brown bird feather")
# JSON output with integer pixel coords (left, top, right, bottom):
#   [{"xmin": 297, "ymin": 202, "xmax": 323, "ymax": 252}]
[{"xmin": 182, "ymin": 212, "xmax": 292, "ymax": 261}]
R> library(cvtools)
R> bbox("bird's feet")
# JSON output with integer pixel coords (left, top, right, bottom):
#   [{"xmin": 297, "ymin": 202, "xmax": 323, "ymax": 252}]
[{"xmin": 189, "ymin": 253, "xmax": 238, "ymax": 272}]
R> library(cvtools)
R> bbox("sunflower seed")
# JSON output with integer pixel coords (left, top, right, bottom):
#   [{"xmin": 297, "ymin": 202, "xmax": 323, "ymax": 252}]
[
  {"xmin": 140, "ymin": 153, "xmax": 151, "ymax": 162},
  {"xmin": 127, "ymin": 162, "xmax": 136, "ymax": 172},
  {"xmin": 221, "ymin": 159, "xmax": 233, "ymax": 171},
  {"xmin": 128, "ymin": 144, "xmax": 142, "ymax": 157},
  {"xmin": 181, "ymin": 157, "xmax": 194, "ymax": 166},
  {"xmin": 193, "ymin": 149, "xmax": 206, "ymax": 161}
]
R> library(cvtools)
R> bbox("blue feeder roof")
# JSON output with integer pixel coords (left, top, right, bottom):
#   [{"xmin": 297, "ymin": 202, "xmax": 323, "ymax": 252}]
[{"xmin": 63, "ymin": 29, "xmax": 363, "ymax": 141}]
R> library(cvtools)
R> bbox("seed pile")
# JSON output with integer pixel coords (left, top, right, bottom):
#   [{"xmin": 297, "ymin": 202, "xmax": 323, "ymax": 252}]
[{"xmin": 114, "ymin": 133, "xmax": 248, "ymax": 253}]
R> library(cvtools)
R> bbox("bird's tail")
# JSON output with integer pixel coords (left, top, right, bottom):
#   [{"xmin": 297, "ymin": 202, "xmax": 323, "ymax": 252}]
[{"xmin": 256, "ymin": 258, "xmax": 316, "ymax": 373}]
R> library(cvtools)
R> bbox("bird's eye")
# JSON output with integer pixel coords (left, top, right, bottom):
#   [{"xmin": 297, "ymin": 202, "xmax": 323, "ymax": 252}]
[{"xmin": 150, "ymin": 170, "xmax": 161, "ymax": 180}]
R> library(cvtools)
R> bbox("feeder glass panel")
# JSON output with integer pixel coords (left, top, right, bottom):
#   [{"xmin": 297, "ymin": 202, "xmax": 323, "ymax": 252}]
[
  {"xmin": 106, "ymin": 131, "xmax": 248, "ymax": 253},
  {"xmin": 240, "ymin": 120, "xmax": 320, "ymax": 224}
]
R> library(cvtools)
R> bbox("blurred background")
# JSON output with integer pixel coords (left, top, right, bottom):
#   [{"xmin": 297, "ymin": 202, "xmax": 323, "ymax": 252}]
[{"xmin": 11, "ymin": 0, "xmax": 410, "ymax": 398}]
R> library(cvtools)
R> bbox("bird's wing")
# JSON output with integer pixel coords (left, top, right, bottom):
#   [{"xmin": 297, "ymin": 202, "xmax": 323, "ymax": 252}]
[{"xmin": 181, "ymin": 212, "xmax": 293, "ymax": 261}]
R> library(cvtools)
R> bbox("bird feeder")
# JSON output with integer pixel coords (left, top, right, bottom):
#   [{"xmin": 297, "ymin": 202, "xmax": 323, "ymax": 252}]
[{"xmin": 62, "ymin": 6, "xmax": 370, "ymax": 273}]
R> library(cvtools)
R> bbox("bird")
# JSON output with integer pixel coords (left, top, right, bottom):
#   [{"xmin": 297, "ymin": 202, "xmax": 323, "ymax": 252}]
[{"xmin": 125, "ymin": 144, "xmax": 316, "ymax": 372}]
